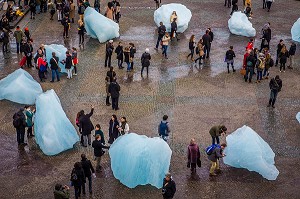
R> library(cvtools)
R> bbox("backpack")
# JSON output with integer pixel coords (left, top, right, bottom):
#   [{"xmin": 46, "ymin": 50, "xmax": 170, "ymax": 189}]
[
  {"xmin": 71, "ymin": 169, "xmax": 78, "ymax": 182},
  {"xmin": 205, "ymin": 144, "xmax": 220, "ymax": 155},
  {"xmin": 257, "ymin": 58, "xmax": 265, "ymax": 69},
  {"xmin": 269, "ymin": 58, "xmax": 274, "ymax": 67},
  {"xmin": 159, "ymin": 121, "xmax": 169, "ymax": 136},
  {"xmin": 247, "ymin": 60, "xmax": 253, "ymax": 67},
  {"xmin": 13, "ymin": 114, "xmax": 22, "ymax": 128}
]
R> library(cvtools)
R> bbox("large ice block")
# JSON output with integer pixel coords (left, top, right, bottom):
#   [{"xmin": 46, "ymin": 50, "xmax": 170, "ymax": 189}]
[
  {"xmin": 228, "ymin": 11, "xmax": 256, "ymax": 37},
  {"xmin": 34, "ymin": 89, "xmax": 79, "ymax": 156},
  {"xmin": 291, "ymin": 18, "xmax": 300, "ymax": 42},
  {"xmin": 296, "ymin": 112, "xmax": 300, "ymax": 123},
  {"xmin": 44, "ymin": 44, "xmax": 68, "ymax": 73},
  {"xmin": 154, "ymin": 3, "xmax": 192, "ymax": 33},
  {"xmin": 84, "ymin": 7, "xmax": 119, "ymax": 43},
  {"xmin": 0, "ymin": 69, "xmax": 42, "ymax": 104},
  {"xmin": 109, "ymin": 133, "xmax": 172, "ymax": 188},
  {"xmin": 223, "ymin": 125, "xmax": 279, "ymax": 180}
]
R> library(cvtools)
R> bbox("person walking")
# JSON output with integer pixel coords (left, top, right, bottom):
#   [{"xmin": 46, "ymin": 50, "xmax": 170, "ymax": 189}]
[
  {"xmin": 115, "ymin": 42, "xmax": 124, "ymax": 69},
  {"xmin": 187, "ymin": 138, "xmax": 201, "ymax": 173},
  {"xmin": 61, "ymin": 15, "xmax": 70, "ymax": 38},
  {"xmin": 267, "ymin": 75, "xmax": 282, "ymax": 108},
  {"xmin": 92, "ymin": 134, "xmax": 110, "ymax": 172},
  {"xmin": 24, "ymin": 106, "xmax": 35, "ymax": 137},
  {"xmin": 287, "ymin": 42, "xmax": 296, "ymax": 69},
  {"xmin": 225, "ymin": 46, "xmax": 236, "ymax": 73},
  {"xmin": 62, "ymin": 50, "xmax": 73, "ymax": 79},
  {"xmin": 208, "ymin": 143, "xmax": 227, "ymax": 176},
  {"xmin": 158, "ymin": 115, "xmax": 170, "ymax": 142},
  {"xmin": 170, "ymin": 18, "xmax": 179, "ymax": 41},
  {"xmin": 13, "ymin": 26, "xmax": 25, "ymax": 54},
  {"xmin": 108, "ymin": 78, "xmax": 121, "ymax": 111},
  {"xmin": 54, "ymin": 184, "xmax": 70, "ymax": 199},
  {"xmin": 244, "ymin": 51, "xmax": 256, "ymax": 83},
  {"xmin": 79, "ymin": 106, "xmax": 94, "ymax": 147},
  {"xmin": 124, "ymin": 46, "xmax": 131, "ymax": 72},
  {"xmin": 263, "ymin": 53, "xmax": 274, "ymax": 79},
  {"xmin": 141, "ymin": 48, "xmax": 151, "ymax": 76},
  {"xmin": 194, "ymin": 39, "xmax": 205, "ymax": 66},
  {"xmin": 118, "ymin": 116, "xmax": 129, "ymax": 135},
  {"xmin": 230, "ymin": 0, "xmax": 238, "ymax": 15},
  {"xmin": 209, "ymin": 125, "xmax": 227, "ymax": 145},
  {"xmin": 279, "ymin": 45, "xmax": 289, "ymax": 73},
  {"xmin": 105, "ymin": 76, "xmax": 111, "ymax": 106},
  {"xmin": 49, "ymin": 1, "xmax": 55, "ymax": 20},
  {"xmin": 70, "ymin": 162, "xmax": 85, "ymax": 199},
  {"xmin": 2, "ymin": 28, "xmax": 10, "ymax": 53},
  {"xmin": 260, "ymin": 23, "xmax": 271, "ymax": 51},
  {"xmin": 69, "ymin": 1, "xmax": 75, "ymax": 23},
  {"xmin": 256, "ymin": 53, "xmax": 265, "ymax": 83},
  {"xmin": 105, "ymin": 40, "xmax": 114, "ymax": 68},
  {"xmin": 266, "ymin": 0, "xmax": 273, "ymax": 12},
  {"xmin": 13, "ymin": 108, "xmax": 27, "ymax": 146},
  {"xmin": 72, "ymin": 47, "xmax": 78, "ymax": 75},
  {"xmin": 108, "ymin": 114, "xmax": 119, "ymax": 144},
  {"xmin": 106, "ymin": 67, "xmax": 116, "ymax": 83},
  {"xmin": 275, "ymin": 39, "xmax": 284, "ymax": 67},
  {"xmin": 162, "ymin": 173, "xmax": 176, "ymax": 199},
  {"xmin": 105, "ymin": 2, "xmax": 114, "ymax": 20},
  {"xmin": 162, "ymin": 33, "xmax": 170, "ymax": 59},
  {"xmin": 78, "ymin": 20, "xmax": 85, "ymax": 46},
  {"xmin": 155, "ymin": 22, "xmax": 166, "ymax": 50},
  {"xmin": 202, "ymin": 30, "xmax": 212, "ymax": 59},
  {"xmin": 49, "ymin": 52, "xmax": 60, "ymax": 82},
  {"xmin": 80, "ymin": 154, "xmax": 95, "ymax": 195},
  {"xmin": 129, "ymin": 43, "xmax": 136, "ymax": 70},
  {"xmin": 187, "ymin": 35, "xmax": 196, "ymax": 61}
]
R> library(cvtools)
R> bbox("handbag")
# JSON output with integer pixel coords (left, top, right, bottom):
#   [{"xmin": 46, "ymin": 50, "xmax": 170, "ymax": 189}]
[{"xmin": 240, "ymin": 68, "xmax": 246, "ymax": 76}]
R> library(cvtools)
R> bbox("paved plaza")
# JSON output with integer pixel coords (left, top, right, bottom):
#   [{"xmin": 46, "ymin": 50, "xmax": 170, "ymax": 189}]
[{"xmin": 0, "ymin": 0, "xmax": 300, "ymax": 198}]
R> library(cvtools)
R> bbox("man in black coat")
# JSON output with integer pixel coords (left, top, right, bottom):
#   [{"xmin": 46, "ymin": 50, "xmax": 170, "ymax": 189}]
[
  {"xmin": 288, "ymin": 42, "xmax": 296, "ymax": 69},
  {"xmin": 244, "ymin": 51, "xmax": 256, "ymax": 83},
  {"xmin": 162, "ymin": 173, "xmax": 176, "ymax": 199},
  {"xmin": 105, "ymin": 40, "xmax": 114, "ymax": 67},
  {"xmin": 230, "ymin": 0, "xmax": 238, "ymax": 15},
  {"xmin": 61, "ymin": 15, "xmax": 70, "ymax": 38},
  {"xmin": 267, "ymin": 75, "xmax": 282, "ymax": 108},
  {"xmin": 24, "ymin": 40, "xmax": 33, "ymax": 67},
  {"xmin": 81, "ymin": 154, "xmax": 95, "ymax": 194},
  {"xmin": 13, "ymin": 108, "xmax": 27, "ymax": 146},
  {"xmin": 50, "ymin": 52, "xmax": 60, "ymax": 82},
  {"xmin": 170, "ymin": 18, "xmax": 179, "ymax": 41},
  {"xmin": 92, "ymin": 134, "xmax": 110, "ymax": 172},
  {"xmin": 202, "ymin": 30, "xmax": 212, "ymax": 59},
  {"xmin": 106, "ymin": 67, "xmax": 116, "ymax": 82},
  {"xmin": 71, "ymin": 162, "xmax": 85, "ymax": 199},
  {"xmin": 108, "ymin": 78, "xmax": 121, "ymax": 110},
  {"xmin": 155, "ymin": 22, "xmax": 166, "ymax": 49},
  {"xmin": 79, "ymin": 106, "xmax": 94, "ymax": 147},
  {"xmin": 141, "ymin": 48, "xmax": 151, "ymax": 76}
]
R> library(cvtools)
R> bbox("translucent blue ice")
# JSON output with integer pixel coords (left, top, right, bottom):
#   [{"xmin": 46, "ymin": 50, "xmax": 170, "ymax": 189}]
[
  {"xmin": 228, "ymin": 11, "xmax": 256, "ymax": 37},
  {"xmin": 109, "ymin": 133, "xmax": 172, "ymax": 188},
  {"xmin": 0, "ymin": 69, "xmax": 42, "ymax": 104},
  {"xmin": 34, "ymin": 89, "xmax": 79, "ymax": 156},
  {"xmin": 44, "ymin": 44, "xmax": 69, "ymax": 73},
  {"xmin": 84, "ymin": 7, "xmax": 119, "ymax": 43},
  {"xmin": 291, "ymin": 18, "xmax": 300, "ymax": 42},
  {"xmin": 154, "ymin": 3, "xmax": 192, "ymax": 33},
  {"xmin": 223, "ymin": 125, "xmax": 279, "ymax": 180},
  {"xmin": 296, "ymin": 112, "xmax": 300, "ymax": 123}
]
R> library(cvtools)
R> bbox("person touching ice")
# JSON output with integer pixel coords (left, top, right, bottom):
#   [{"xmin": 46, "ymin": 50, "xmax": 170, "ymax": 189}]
[
  {"xmin": 92, "ymin": 134, "xmax": 110, "ymax": 172},
  {"xmin": 209, "ymin": 125, "xmax": 227, "ymax": 145}
]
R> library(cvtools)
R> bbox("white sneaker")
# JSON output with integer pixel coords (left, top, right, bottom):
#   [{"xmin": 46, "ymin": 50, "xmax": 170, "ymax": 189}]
[{"xmin": 73, "ymin": 73, "xmax": 77, "ymax": 76}]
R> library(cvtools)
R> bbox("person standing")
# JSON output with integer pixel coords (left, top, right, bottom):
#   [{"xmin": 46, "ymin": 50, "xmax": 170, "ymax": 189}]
[
  {"xmin": 79, "ymin": 106, "xmax": 94, "ymax": 147},
  {"xmin": 49, "ymin": 1, "xmax": 55, "ymax": 20},
  {"xmin": 230, "ymin": 0, "xmax": 238, "ymax": 15},
  {"xmin": 106, "ymin": 67, "xmax": 116, "ymax": 83},
  {"xmin": 63, "ymin": 50, "xmax": 73, "ymax": 79},
  {"xmin": 244, "ymin": 51, "xmax": 256, "ymax": 83},
  {"xmin": 77, "ymin": 1, "xmax": 85, "ymax": 21},
  {"xmin": 78, "ymin": 20, "xmax": 85, "ymax": 46},
  {"xmin": 108, "ymin": 114, "xmax": 119, "ymax": 144},
  {"xmin": 194, "ymin": 39, "xmax": 205, "ymax": 66},
  {"xmin": 187, "ymin": 35, "xmax": 196, "ymax": 61},
  {"xmin": 13, "ymin": 108, "xmax": 27, "ymax": 146},
  {"xmin": 275, "ymin": 39, "xmax": 284, "ymax": 67},
  {"xmin": 114, "ymin": 0, "xmax": 121, "ymax": 23},
  {"xmin": 108, "ymin": 78, "xmax": 121, "ymax": 111},
  {"xmin": 260, "ymin": 23, "xmax": 271, "ymax": 51},
  {"xmin": 155, "ymin": 22, "xmax": 166, "ymax": 50},
  {"xmin": 266, "ymin": 0, "xmax": 273, "ymax": 12},
  {"xmin": 92, "ymin": 134, "xmax": 110, "ymax": 172},
  {"xmin": 141, "ymin": 48, "xmax": 151, "ymax": 76},
  {"xmin": 105, "ymin": 40, "xmax": 114, "ymax": 68},
  {"xmin": 287, "ymin": 42, "xmax": 296, "ymax": 69},
  {"xmin": 158, "ymin": 115, "xmax": 170, "ymax": 142},
  {"xmin": 129, "ymin": 43, "xmax": 136, "ymax": 70},
  {"xmin": 155, "ymin": 0, "xmax": 161, "ymax": 9},
  {"xmin": 2, "ymin": 28, "xmax": 10, "ymax": 53},
  {"xmin": 256, "ymin": 53, "xmax": 265, "ymax": 83},
  {"xmin": 263, "ymin": 0, "xmax": 266, "ymax": 9},
  {"xmin": 54, "ymin": 184, "xmax": 70, "ymax": 199},
  {"xmin": 115, "ymin": 42, "xmax": 124, "ymax": 69},
  {"xmin": 224, "ymin": 0, "xmax": 231, "ymax": 7},
  {"xmin": 105, "ymin": 76, "xmax": 111, "ymax": 106},
  {"xmin": 94, "ymin": 0, "xmax": 100, "ymax": 12},
  {"xmin": 56, "ymin": 1, "xmax": 63, "ymax": 21},
  {"xmin": 279, "ymin": 45, "xmax": 289, "ymax": 73},
  {"xmin": 29, "ymin": 0, "xmax": 36, "ymax": 19},
  {"xmin": 118, "ymin": 116, "xmax": 129, "ymax": 135},
  {"xmin": 263, "ymin": 53, "xmax": 273, "ymax": 79},
  {"xmin": 95, "ymin": 124, "xmax": 105, "ymax": 144},
  {"xmin": 202, "ymin": 30, "xmax": 212, "ymax": 59},
  {"xmin": 50, "ymin": 52, "xmax": 60, "ymax": 82},
  {"xmin": 24, "ymin": 40, "xmax": 33, "ymax": 64},
  {"xmin": 24, "ymin": 106, "xmax": 35, "ymax": 137},
  {"xmin": 61, "ymin": 15, "xmax": 70, "ymax": 38},
  {"xmin": 209, "ymin": 125, "xmax": 227, "ymax": 145},
  {"xmin": 69, "ymin": 1, "xmax": 75, "ymax": 23},
  {"xmin": 170, "ymin": 18, "xmax": 179, "ymax": 41},
  {"xmin": 267, "ymin": 75, "xmax": 282, "ymax": 108},
  {"xmin": 123, "ymin": 46, "xmax": 131, "ymax": 72},
  {"xmin": 208, "ymin": 143, "xmax": 227, "ymax": 176},
  {"xmin": 105, "ymin": 2, "xmax": 114, "ymax": 20},
  {"xmin": 70, "ymin": 162, "xmax": 85, "ymax": 199},
  {"xmin": 162, "ymin": 33, "xmax": 170, "ymax": 59},
  {"xmin": 80, "ymin": 154, "xmax": 95, "ymax": 195},
  {"xmin": 72, "ymin": 47, "xmax": 78, "ymax": 75},
  {"xmin": 162, "ymin": 173, "xmax": 176, "ymax": 199},
  {"xmin": 13, "ymin": 26, "xmax": 25, "ymax": 54},
  {"xmin": 187, "ymin": 138, "xmax": 200, "ymax": 173},
  {"xmin": 225, "ymin": 46, "xmax": 236, "ymax": 73}
]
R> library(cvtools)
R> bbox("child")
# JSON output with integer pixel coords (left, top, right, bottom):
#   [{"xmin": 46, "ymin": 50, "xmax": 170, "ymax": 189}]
[
  {"xmin": 95, "ymin": 124, "xmax": 105, "ymax": 145},
  {"xmin": 72, "ymin": 47, "xmax": 78, "ymax": 75}
]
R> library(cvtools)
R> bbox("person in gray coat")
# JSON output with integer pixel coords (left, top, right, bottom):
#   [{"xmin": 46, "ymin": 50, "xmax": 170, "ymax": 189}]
[{"xmin": 208, "ymin": 143, "xmax": 227, "ymax": 176}]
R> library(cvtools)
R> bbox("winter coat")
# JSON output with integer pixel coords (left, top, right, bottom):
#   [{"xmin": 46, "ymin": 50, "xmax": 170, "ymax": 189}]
[
  {"xmin": 108, "ymin": 82, "xmax": 120, "ymax": 98},
  {"xmin": 209, "ymin": 125, "xmax": 225, "ymax": 137},
  {"xmin": 162, "ymin": 178, "xmax": 176, "ymax": 198},
  {"xmin": 13, "ymin": 110, "xmax": 26, "ymax": 129},
  {"xmin": 109, "ymin": 119, "xmax": 119, "ymax": 139},
  {"xmin": 130, "ymin": 47, "xmax": 136, "ymax": 58},
  {"xmin": 50, "ymin": 56, "xmax": 59, "ymax": 70},
  {"xmin": 246, "ymin": 54, "xmax": 256, "ymax": 68},
  {"xmin": 124, "ymin": 51, "xmax": 130, "ymax": 63},
  {"xmin": 162, "ymin": 35, "xmax": 170, "ymax": 46},
  {"xmin": 197, "ymin": 43, "xmax": 205, "ymax": 56},
  {"xmin": 279, "ymin": 51, "xmax": 289, "ymax": 64},
  {"xmin": 24, "ymin": 43, "xmax": 33, "ymax": 57},
  {"xmin": 119, "ymin": 121, "xmax": 129, "ymax": 135},
  {"xmin": 208, "ymin": 147, "xmax": 223, "ymax": 162},
  {"xmin": 189, "ymin": 41, "xmax": 195, "ymax": 50},
  {"xmin": 276, "ymin": 43, "xmax": 284, "ymax": 54},
  {"xmin": 269, "ymin": 78, "xmax": 282, "ymax": 92},
  {"xmin": 61, "ymin": 17, "xmax": 70, "ymax": 28},
  {"xmin": 115, "ymin": 45, "xmax": 123, "ymax": 60},
  {"xmin": 106, "ymin": 71, "xmax": 116, "ymax": 83},
  {"xmin": 141, "ymin": 52, "xmax": 151, "ymax": 67},
  {"xmin": 158, "ymin": 25, "xmax": 166, "ymax": 37},
  {"xmin": 92, "ymin": 139, "xmax": 109, "ymax": 157},
  {"xmin": 2, "ymin": 31, "xmax": 9, "ymax": 44},
  {"xmin": 65, "ymin": 55, "xmax": 72, "ymax": 69},
  {"xmin": 106, "ymin": 43, "xmax": 114, "ymax": 56},
  {"xmin": 78, "ymin": 24, "xmax": 85, "ymax": 35},
  {"xmin": 95, "ymin": 130, "xmax": 105, "ymax": 144},
  {"xmin": 13, "ymin": 30, "xmax": 25, "ymax": 43},
  {"xmin": 105, "ymin": 81, "xmax": 110, "ymax": 96},
  {"xmin": 202, "ymin": 34, "xmax": 212, "ymax": 46},
  {"xmin": 187, "ymin": 144, "xmax": 200, "ymax": 164},
  {"xmin": 289, "ymin": 44, "xmax": 296, "ymax": 56},
  {"xmin": 70, "ymin": 168, "xmax": 85, "ymax": 187},
  {"xmin": 81, "ymin": 158, "xmax": 95, "ymax": 177},
  {"xmin": 170, "ymin": 14, "xmax": 177, "ymax": 23},
  {"xmin": 225, "ymin": 49, "xmax": 236, "ymax": 61},
  {"xmin": 25, "ymin": 110, "xmax": 34, "ymax": 127},
  {"xmin": 79, "ymin": 108, "xmax": 94, "ymax": 135},
  {"xmin": 53, "ymin": 189, "xmax": 70, "ymax": 199},
  {"xmin": 209, "ymin": 31, "xmax": 214, "ymax": 42},
  {"xmin": 69, "ymin": 3, "xmax": 75, "ymax": 18},
  {"xmin": 171, "ymin": 21, "xmax": 177, "ymax": 31}
]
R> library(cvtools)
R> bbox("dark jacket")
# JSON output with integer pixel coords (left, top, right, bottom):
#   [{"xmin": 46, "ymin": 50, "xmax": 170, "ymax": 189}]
[
  {"xmin": 276, "ymin": 43, "xmax": 284, "ymax": 54},
  {"xmin": 24, "ymin": 43, "xmax": 33, "ymax": 56},
  {"xmin": 79, "ymin": 108, "xmax": 94, "ymax": 136},
  {"xmin": 109, "ymin": 119, "xmax": 119, "ymax": 139},
  {"xmin": 108, "ymin": 82, "xmax": 120, "ymax": 98},
  {"xmin": 65, "ymin": 54, "xmax": 72, "ymax": 69},
  {"xmin": 279, "ymin": 51, "xmax": 289, "ymax": 64},
  {"xmin": 2, "ymin": 31, "xmax": 9, "ymax": 44},
  {"xmin": 246, "ymin": 54, "xmax": 256, "ymax": 68},
  {"xmin": 263, "ymin": 28, "xmax": 271, "ymax": 42},
  {"xmin": 130, "ymin": 47, "xmax": 136, "ymax": 58},
  {"xmin": 124, "ymin": 51, "xmax": 130, "ymax": 63},
  {"xmin": 187, "ymin": 144, "xmax": 200, "ymax": 164},
  {"xmin": 92, "ymin": 139, "xmax": 109, "ymax": 157},
  {"xmin": 162, "ymin": 178, "xmax": 176, "ymax": 198},
  {"xmin": 106, "ymin": 70, "xmax": 116, "ymax": 83},
  {"xmin": 209, "ymin": 31, "xmax": 214, "ymax": 42},
  {"xmin": 141, "ymin": 52, "xmax": 151, "ymax": 67},
  {"xmin": 61, "ymin": 17, "xmax": 70, "ymax": 28},
  {"xmin": 106, "ymin": 43, "xmax": 114, "ymax": 56},
  {"xmin": 269, "ymin": 78, "xmax": 282, "ymax": 92},
  {"xmin": 54, "ymin": 189, "xmax": 70, "ymax": 199},
  {"xmin": 70, "ymin": 168, "xmax": 85, "ymax": 186},
  {"xmin": 289, "ymin": 44, "xmax": 296, "ymax": 56},
  {"xmin": 225, "ymin": 49, "xmax": 236, "ymax": 60},
  {"xmin": 202, "ymin": 33, "xmax": 212, "ymax": 46},
  {"xmin": 95, "ymin": 130, "xmax": 105, "ymax": 144},
  {"xmin": 171, "ymin": 21, "xmax": 177, "ymax": 31},
  {"xmin": 115, "ymin": 45, "xmax": 123, "ymax": 60},
  {"xmin": 78, "ymin": 24, "xmax": 85, "ymax": 35},
  {"xmin": 81, "ymin": 158, "xmax": 95, "ymax": 177},
  {"xmin": 13, "ymin": 110, "xmax": 26, "ymax": 129},
  {"xmin": 50, "ymin": 56, "xmax": 59, "ymax": 70},
  {"xmin": 208, "ymin": 147, "xmax": 223, "ymax": 162},
  {"xmin": 209, "ymin": 125, "xmax": 225, "ymax": 137},
  {"xmin": 158, "ymin": 25, "xmax": 166, "ymax": 37}
]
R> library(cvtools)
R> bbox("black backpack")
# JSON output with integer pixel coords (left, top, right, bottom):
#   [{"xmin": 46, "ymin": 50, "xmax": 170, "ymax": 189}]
[
  {"xmin": 71, "ymin": 169, "xmax": 78, "ymax": 182},
  {"xmin": 13, "ymin": 114, "xmax": 22, "ymax": 128}
]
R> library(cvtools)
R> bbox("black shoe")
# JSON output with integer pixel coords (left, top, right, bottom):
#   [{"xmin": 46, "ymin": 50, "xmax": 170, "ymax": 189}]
[
  {"xmin": 50, "ymin": 81, "xmax": 54, "ymax": 82},
  {"xmin": 267, "ymin": 104, "xmax": 271, "ymax": 107},
  {"xmin": 233, "ymin": 69, "xmax": 236, "ymax": 72},
  {"xmin": 272, "ymin": 105, "xmax": 275, "ymax": 108},
  {"xmin": 115, "ymin": 108, "xmax": 119, "ymax": 110}
]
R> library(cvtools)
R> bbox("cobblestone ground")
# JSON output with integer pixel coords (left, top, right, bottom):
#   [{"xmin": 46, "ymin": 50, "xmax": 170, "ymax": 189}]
[{"xmin": 0, "ymin": 0, "xmax": 300, "ymax": 198}]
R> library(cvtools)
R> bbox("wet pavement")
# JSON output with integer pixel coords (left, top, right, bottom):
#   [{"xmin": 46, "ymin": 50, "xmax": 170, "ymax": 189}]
[{"xmin": 0, "ymin": 0, "xmax": 300, "ymax": 198}]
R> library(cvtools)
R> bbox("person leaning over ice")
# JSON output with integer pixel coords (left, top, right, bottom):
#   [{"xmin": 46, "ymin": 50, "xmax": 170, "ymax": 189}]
[
  {"xmin": 24, "ymin": 106, "xmax": 35, "ymax": 137},
  {"xmin": 162, "ymin": 173, "xmax": 176, "ymax": 199},
  {"xmin": 208, "ymin": 143, "xmax": 227, "ymax": 176},
  {"xmin": 92, "ymin": 134, "xmax": 110, "ymax": 172},
  {"xmin": 209, "ymin": 125, "xmax": 227, "ymax": 145},
  {"xmin": 118, "ymin": 117, "xmax": 129, "ymax": 135},
  {"xmin": 158, "ymin": 115, "xmax": 170, "ymax": 142}
]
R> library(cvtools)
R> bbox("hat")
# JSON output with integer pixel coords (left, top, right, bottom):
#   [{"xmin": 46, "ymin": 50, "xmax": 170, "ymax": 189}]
[
  {"xmin": 145, "ymin": 48, "xmax": 149, "ymax": 53},
  {"xmin": 109, "ymin": 40, "xmax": 113, "ymax": 43},
  {"xmin": 165, "ymin": 173, "xmax": 171, "ymax": 178},
  {"xmin": 24, "ymin": 27, "xmax": 29, "ymax": 31}
]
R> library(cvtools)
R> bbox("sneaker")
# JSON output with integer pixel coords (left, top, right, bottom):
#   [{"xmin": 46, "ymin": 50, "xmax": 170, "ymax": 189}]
[
  {"xmin": 73, "ymin": 73, "xmax": 77, "ymax": 76},
  {"xmin": 233, "ymin": 69, "xmax": 236, "ymax": 72},
  {"xmin": 279, "ymin": 70, "xmax": 281, "ymax": 72}
]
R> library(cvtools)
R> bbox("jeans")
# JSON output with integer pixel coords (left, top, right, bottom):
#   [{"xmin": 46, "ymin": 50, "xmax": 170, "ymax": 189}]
[
  {"xmin": 263, "ymin": 68, "xmax": 269, "ymax": 77},
  {"xmin": 257, "ymin": 70, "xmax": 262, "ymax": 80},
  {"xmin": 95, "ymin": 156, "xmax": 101, "ymax": 171},
  {"xmin": 269, "ymin": 89, "xmax": 278, "ymax": 106},
  {"xmin": 51, "ymin": 69, "xmax": 60, "ymax": 81},
  {"xmin": 83, "ymin": 134, "xmax": 91, "ymax": 146},
  {"xmin": 211, "ymin": 136, "xmax": 220, "ymax": 145},
  {"xmin": 118, "ymin": 59, "xmax": 123, "ymax": 68},
  {"xmin": 16, "ymin": 42, "xmax": 21, "ymax": 53},
  {"xmin": 16, "ymin": 128, "xmax": 25, "ymax": 144},
  {"xmin": 210, "ymin": 159, "xmax": 220, "ymax": 174},
  {"xmin": 36, "ymin": 5, "xmax": 40, "ymax": 13},
  {"xmin": 156, "ymin": 35, "xmax": 163, "ymax": 49},
  {"xmin": 126, "ymin": 62, "xmax": 131, "ymax": 71},
  {"xmin": 204, "ymin": 45, "xmax": 210, "ymax": 58},
  {"xmin": 112, "ymin": 97, "xmax": 119, "ymax": 110},
  {"xmin": 244, "ymin": 67, "xmax": 254, "ymax": 82},
  {"xmin": 79, "ymin": 34, "xmax": 84, "ymax": 44},
  {"xmin": 105, "ymin": 54, "xmax": 112, "ymax": 67},
  {"xmin": 67, "ymin": 69, "xmax": 72, "ymax": 79},
  {"xmin": 280, "ymin": 63, "xmax": 286, "ymax": 71},
  {"xmin": 82, "ymin": 176, "xmax": 92, "ymax": 194},
  {"xmin": 162, "ymin": 45, "xmax": 168, "ymax": 57},
  {"xmin": 74, "ymin": 185, "xmax": 81, "ymax": 199}
]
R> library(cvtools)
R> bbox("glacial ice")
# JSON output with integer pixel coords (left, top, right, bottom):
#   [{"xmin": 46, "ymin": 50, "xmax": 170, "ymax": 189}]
[
  {"xmin": 109, "ymin": 133, "xmax": 172, "ymax": 188},
  {"xmin": 84, "ymin": 7, "xmax": 120, "ymax": 43},
  {"xmin": 34, "ymin": 89, "xmax": 79, "ymax": 156},
  {"xmin": 228, "ymin": 11, "xmax": 256, "ymax": 37},
  {"xmin": 291, "ymin": 18, "xmax": 300, "ymax": 42},
  {"xmin": 223, "ymin": 125, "xmax": 279, "ymax": 180},
  {"xmin": 154, "ymin": 3, "xmax": 192, "ymax": 33},
  {"xmin": 44, "ymin": 44, "xmax": 69, "ymax": 73},
  {"xmin": 296, "ymin": 112, "xmax": 300, "ymax": 123},
  {"xmin": 0, "ymin": 69, "xmax": 42, "ymax": 104}
]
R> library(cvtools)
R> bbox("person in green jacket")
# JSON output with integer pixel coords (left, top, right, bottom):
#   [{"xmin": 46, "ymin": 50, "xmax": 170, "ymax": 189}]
[
  {"xmin": 13, "ymin": 26, "xmax": 25, "ymax": 54},
  {"xmin": 24, "ymin": 105, "xmax": 35, "ymax": 137},
  {"xmin": 54, "ymin": 184, "xmax": 70, "ymax": 199},
  {"xmin": 209, "ymin": 125, "xmax": 227, "ymax": 145},
  {"xmin": 94, "ymin": 124, "xmax": 105, "ymax": 145}
]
